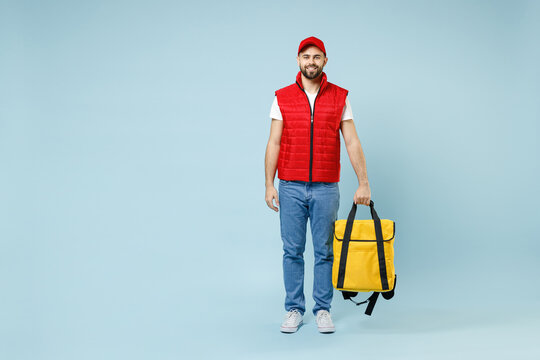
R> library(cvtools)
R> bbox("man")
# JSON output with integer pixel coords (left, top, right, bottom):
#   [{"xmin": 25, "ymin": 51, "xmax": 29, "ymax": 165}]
[{"xmin": 264, "ymin": 36, "xmax": 371, "ymax": 334}]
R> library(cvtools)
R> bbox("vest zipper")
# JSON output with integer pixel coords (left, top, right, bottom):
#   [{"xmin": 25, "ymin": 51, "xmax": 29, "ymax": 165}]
[
  {"xmin": 296, "ymin": 82, "xmax": 320, "ymax": 183},
  {"xmin": 310, "ymin": 94, "xmax": 319, "ymax": 183}
]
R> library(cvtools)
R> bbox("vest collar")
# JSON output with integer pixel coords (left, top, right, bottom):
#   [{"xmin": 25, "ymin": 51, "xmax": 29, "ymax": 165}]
[{"xmin": 295, "ymin": 71, "xmax": 328, "ymax": 93}]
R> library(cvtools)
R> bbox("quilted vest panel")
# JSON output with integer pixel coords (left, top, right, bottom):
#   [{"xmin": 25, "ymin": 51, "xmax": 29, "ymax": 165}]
[{"xmin": 275, "ymin": 71, "xmax": 348, "ymax": 182}]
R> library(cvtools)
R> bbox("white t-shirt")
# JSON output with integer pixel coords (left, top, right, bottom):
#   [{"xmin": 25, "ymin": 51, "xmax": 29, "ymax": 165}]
[{"xmin": 270, "ymin": 91, "xmax": 353, "ymax": 121}]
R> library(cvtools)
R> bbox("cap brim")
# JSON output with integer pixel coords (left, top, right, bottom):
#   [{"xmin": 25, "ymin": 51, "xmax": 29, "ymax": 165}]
[{"xmin": 298, "ymin": 43, "xmax": 325, "ymax": 55}]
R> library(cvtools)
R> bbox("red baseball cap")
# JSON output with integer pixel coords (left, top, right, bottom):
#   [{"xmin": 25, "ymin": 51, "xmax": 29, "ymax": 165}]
[{"xmin": 298, "ymin": 36, "xmax": 326, "ymax": 56}]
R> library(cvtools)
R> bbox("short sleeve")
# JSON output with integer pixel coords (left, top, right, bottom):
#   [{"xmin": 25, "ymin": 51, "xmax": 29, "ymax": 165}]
[
  {"xmin": 341, "ymin": 97, "xmax": 353, "ymax": 121},
  {"xmin": 270, "ymin": 96, "xmax": 283, "ymax": 120}
]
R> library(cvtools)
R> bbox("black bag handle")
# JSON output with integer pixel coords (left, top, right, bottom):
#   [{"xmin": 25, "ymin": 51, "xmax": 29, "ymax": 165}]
[{"xmin": 336, "ymin": 200, "xmax": 389, "ymax": 290}]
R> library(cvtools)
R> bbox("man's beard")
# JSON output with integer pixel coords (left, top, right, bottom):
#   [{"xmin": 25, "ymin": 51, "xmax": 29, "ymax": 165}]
[{"xmin": 300, "ymin": 65, "xmax": 323, "ymax": 80}]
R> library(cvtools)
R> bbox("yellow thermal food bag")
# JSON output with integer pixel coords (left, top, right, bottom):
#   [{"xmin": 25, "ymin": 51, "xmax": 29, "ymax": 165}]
[{"xmin": 332, "ymin": 200, "xmax": 396, "ymax": 315}]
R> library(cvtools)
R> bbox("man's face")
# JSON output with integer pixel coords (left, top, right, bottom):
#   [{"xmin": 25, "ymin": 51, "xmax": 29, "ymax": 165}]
[{"xmin": 297, "ymin": 45, "xmax": 328, "ymax": 80}]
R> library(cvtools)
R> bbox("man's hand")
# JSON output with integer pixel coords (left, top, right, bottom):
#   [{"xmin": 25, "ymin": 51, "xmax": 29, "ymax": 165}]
[
  {"xmin": 265, "ymin": 186, "xmax": 280, "ymax": 212},
  {"xmin": 354, "ymin": 183, "xmax": 371, "ymax": 206}
]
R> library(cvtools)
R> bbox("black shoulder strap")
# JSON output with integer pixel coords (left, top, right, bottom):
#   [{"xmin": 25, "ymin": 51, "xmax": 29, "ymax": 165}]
[
  {"xmin": 371, "ymin": 202, "xmax": 389, "ymax": 291},
  {"xmin": 336, "ymin": 202, "xmax": 357, "ymax": 289},
  {"xmin": 341, "ymin": 275, "xmax": 397, "ymax": 316}
]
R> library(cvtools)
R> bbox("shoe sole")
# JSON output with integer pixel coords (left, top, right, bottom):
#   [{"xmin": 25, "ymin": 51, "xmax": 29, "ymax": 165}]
[
  {"xmin": 280, "ymin": 320, "xmax": 303, "ymax": 333},
  {"xmin": 318, "ymin": 326, "xmax": 335, "ymax": 333}
]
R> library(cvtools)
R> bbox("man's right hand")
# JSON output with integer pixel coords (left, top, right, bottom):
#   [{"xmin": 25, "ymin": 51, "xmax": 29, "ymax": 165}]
[{"xmin": 265, "ymin": 186, "xmax": 280, "ymax": 212}]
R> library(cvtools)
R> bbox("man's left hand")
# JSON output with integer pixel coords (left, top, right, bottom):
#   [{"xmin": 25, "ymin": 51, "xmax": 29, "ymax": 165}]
[{"xmin": 354, "ymin": 183, "xmax": 371, "ymax": 206}]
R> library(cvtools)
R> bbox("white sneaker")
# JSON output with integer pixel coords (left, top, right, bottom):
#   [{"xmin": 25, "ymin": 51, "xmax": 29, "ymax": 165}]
[
  {"xmin": 316, "ymin": 310, "xmax": 335, "ymax": 333},
  {"xmin": 280, "ymin": 309, "xmax": 303, "ymax": 333}
]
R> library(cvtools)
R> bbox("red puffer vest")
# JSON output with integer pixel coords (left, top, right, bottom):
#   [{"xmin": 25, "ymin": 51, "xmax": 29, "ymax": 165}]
[{"xmin": 275, "ymin": 71, "xmax": 348, "ymax": 183}]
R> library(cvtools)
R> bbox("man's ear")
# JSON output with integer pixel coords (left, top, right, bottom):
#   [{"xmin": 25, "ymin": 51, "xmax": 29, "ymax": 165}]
[{"xmin": 324, "ymin": 57, "xmax": 328, "ymax": 66}]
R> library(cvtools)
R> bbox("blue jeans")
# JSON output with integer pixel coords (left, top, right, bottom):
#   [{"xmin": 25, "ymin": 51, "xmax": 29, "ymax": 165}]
[{"xmin": 278, "ymin": 179, "xmax": 340, "ymax": 316}]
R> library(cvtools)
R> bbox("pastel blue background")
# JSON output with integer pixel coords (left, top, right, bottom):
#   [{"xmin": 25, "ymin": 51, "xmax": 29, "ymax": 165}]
[{"xmin": 1, "ymin": 0, "xmax": 539, "ymax": 359}]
